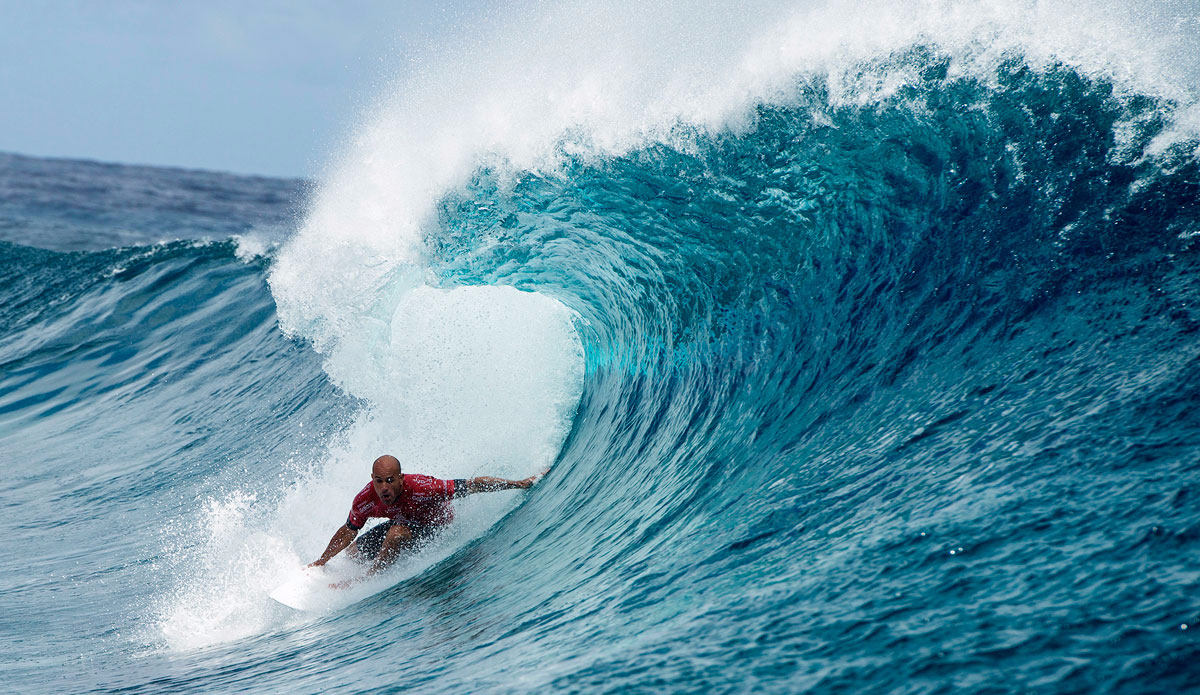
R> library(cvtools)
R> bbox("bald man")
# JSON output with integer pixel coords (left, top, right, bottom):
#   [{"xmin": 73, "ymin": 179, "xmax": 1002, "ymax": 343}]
[{"xmin": 309, "ymin": 455, "xmax": 544, "ymax": 577}]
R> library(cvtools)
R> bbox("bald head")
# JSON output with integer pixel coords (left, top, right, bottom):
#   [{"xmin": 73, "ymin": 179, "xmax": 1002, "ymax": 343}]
[
  {"xmin": 372, "ymin": 455, "xmax": 401, "ymax": 477},
  {"xmin": 371, "ymin": 455, "xmax": 404, "ymax": 504}
]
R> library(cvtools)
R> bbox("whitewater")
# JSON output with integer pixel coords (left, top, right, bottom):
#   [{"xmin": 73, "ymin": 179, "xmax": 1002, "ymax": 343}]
[{"xmin": 2, "ymin": 0, "xmax": 1200, "ymax": 692}]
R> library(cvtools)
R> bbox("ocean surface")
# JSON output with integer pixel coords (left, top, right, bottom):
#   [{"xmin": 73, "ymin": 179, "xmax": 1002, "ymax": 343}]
[{"xmin": 3, "ymin": 2, "xmax": 1200, "ymax": 693}]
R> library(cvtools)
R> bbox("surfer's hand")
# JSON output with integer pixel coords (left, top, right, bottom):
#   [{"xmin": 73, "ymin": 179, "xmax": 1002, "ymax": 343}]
[
  {"xmin": 307, "ymin": 559, "xmax": 327, "ymax": 568},
  {"xmin": 518, "ymin": 469, "xmax": 549, "ymax": 488}
]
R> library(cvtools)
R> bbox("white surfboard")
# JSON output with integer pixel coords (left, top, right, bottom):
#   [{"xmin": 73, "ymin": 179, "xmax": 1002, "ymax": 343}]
[
  {"xmin": 269, "ymin": 567, "xmax": 325, "ymax": 610},
  {"xmin": 269, "ymin": 562, "xmax": 413, "ymax": 612}
]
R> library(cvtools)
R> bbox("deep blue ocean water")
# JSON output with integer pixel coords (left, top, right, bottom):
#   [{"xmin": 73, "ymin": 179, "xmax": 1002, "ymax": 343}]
[{"xmin": 4, "ymin": 5, "xmax": 1200, "ymax": 693}]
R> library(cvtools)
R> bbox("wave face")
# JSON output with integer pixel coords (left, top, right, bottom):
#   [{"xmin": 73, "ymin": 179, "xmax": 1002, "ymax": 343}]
[{"xmin": 5, "ymin": 2, "xmax": 1200, "ymax": 694}]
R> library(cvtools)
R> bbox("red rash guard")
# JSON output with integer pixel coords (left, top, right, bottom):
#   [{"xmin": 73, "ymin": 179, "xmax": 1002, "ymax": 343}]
[{"xmin": 346, "ymin": 474, "xmax": 456, "ymax": 530}]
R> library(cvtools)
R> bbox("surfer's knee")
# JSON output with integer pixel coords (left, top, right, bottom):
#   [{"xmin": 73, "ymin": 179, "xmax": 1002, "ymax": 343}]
[{"xmin": 384, "ymin": 524, "xmax": 413, "ymax": 544}]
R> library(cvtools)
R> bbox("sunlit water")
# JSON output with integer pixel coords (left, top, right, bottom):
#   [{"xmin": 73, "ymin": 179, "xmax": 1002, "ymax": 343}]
[{"xmin": 3, "ymin": 1, "xmax": 1200, "ymax": 692}]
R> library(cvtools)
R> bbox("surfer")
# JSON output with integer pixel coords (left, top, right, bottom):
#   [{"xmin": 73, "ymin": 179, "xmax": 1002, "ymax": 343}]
[{"xmin": 308, "ymin": 454, "xmax": 544, "ymax": 578}]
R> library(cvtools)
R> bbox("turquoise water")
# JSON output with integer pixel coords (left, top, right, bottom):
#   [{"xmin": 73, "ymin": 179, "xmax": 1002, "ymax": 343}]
[{"xmin": 3, "ymin": 2, "xmax": 1200, "ymax": 692}]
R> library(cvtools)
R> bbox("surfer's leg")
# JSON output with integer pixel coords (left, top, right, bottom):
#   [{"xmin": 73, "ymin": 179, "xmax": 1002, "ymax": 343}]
[
  {"xmin": 374, "ymin": 522, "xmax": 442, "ymax": 569},
  {"xmin": 352, "ymin": 521, "xmax": 393, "ymax": 562},
  {"xmin": 375, "ymin": 523, "xmax": 414, "ymax": 567}
]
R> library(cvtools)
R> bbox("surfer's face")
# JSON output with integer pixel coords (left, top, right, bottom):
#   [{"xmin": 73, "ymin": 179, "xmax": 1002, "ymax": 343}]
[{"xmin": 371, "ymin": 455, "xmax": 404, "ymax": 505}]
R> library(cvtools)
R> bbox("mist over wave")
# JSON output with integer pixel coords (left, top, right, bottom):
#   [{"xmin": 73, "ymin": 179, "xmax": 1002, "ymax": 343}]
[{"xmin": 2, "ymin": 0, "xmax": 1200, "ymax": 693}]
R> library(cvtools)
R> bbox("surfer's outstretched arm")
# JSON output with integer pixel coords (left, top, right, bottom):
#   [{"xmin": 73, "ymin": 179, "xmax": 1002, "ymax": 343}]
[
  {"xmin": 455, "ymin": 469, "xmax": 548, "ymax": 497},
  {"xmin": 309, "ymin": 524, "xmax": 358, "ymax": 567}
]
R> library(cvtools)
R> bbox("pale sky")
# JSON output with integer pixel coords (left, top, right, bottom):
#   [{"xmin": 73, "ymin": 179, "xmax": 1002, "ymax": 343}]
[
  {"xmin": 0, "ymin": 1, "xmax": 488, "ymax": 177},
  {"xmin": 5, "ymin": 1, "xmax": 1198, "ymax": 179}
]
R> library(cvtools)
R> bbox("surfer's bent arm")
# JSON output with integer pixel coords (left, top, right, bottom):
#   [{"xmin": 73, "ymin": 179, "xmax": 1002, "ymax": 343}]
[
  {"xmin": 309, "ymin": 523, "xmax": 358, "ymax": 567},
  {"xmin": 454, "ymin": 471, "xmax": 545, "ymax": 497}
]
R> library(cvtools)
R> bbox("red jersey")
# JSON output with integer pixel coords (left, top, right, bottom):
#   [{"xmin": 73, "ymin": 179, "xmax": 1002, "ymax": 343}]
[{"xmin": 346, "ymin": 474, "xmax": 456, "ymax": 529}]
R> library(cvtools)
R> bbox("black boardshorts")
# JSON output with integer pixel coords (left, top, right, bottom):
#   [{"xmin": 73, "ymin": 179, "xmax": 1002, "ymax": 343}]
[{"xmin": 354, "ymin": 520, "xmax": 437, "ymax": 559}]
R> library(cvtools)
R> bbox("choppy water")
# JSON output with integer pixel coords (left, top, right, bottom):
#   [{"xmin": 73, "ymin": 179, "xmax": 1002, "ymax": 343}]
[{"xmin": 3, "ymin": 1, "xmax": 1200, "ymax": 693}]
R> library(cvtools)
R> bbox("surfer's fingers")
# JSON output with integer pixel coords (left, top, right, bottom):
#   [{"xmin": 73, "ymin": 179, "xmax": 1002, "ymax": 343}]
[{"xmin": 520, "ymin": 471, "xmax": 546, "ymax": 488}]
